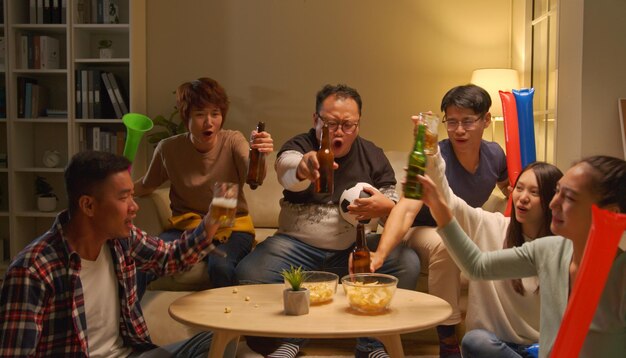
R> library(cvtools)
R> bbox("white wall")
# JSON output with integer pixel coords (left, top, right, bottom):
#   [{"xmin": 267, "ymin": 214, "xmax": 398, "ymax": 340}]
[
  {"xmin": 556, "ymin": 0, "xmax": 626, "ymax": 168},
  {"xmin": 144, "ymin": 0, "xmax": 513, "ymax": 155}
]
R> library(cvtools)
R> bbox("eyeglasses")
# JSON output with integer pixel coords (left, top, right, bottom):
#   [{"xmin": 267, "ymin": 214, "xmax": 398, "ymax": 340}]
[
  {"xmin": 442, "ymin": 114, "xmax": 484, "ymax": 130},
  {"xmin": 316, "ymin": 114, "xmax": 360, "ymax": 134}
]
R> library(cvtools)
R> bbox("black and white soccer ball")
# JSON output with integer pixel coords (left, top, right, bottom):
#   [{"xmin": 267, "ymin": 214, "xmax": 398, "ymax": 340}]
[{"xmin": 339, "ymin": 182, "xmax": 380, "ymax": 230}]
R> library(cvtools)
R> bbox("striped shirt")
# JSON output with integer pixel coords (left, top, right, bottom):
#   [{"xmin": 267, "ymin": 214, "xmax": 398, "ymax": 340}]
[{"xmin": 0, "ymin": 210, "xmax": 213, "ymax": 357}]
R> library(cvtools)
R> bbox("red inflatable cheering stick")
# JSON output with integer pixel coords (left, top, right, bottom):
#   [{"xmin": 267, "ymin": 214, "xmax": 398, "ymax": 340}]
[
  {"xmin": 550, "ymin": 206, "xmax": 626, "ymax": 357},
  {"xmin": 499, "ymin": 91, "xmax": 522, "ymax": 217}
]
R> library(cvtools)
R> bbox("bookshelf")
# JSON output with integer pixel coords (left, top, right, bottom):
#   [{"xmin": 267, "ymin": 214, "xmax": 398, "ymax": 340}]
[{"xmin": 1, "ymin": 0, "xmax": 145, "ymax": 274}]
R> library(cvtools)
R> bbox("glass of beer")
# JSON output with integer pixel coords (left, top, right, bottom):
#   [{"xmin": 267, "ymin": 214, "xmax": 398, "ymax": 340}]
[
  {"xmin": 209, "ymin": 182, "xmax": 238, "ymax": 227},
  {"xmin": 416, "ymin": 112, "xmax": 440, "ymax": 155}
]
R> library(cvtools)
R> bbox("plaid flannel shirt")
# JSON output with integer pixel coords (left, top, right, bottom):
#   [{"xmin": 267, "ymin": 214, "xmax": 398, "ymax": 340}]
[{"xmin": 0, "ymin": 210, "xmax": 213, "ymax": 357}]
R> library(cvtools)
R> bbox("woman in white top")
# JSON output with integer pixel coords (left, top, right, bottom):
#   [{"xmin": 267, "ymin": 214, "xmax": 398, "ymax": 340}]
[{"xmin": 374, "ymin": 150, "xmax": 562, "ymax": 357}]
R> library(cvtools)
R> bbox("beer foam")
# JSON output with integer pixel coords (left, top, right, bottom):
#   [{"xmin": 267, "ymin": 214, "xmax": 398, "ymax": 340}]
[{"xmin": 212, "ymin": 197, "xmax": 238, "ymax": 208}]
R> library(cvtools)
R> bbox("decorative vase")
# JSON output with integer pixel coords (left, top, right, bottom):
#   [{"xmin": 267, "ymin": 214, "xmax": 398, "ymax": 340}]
[
  {"xmin": 37, "ymin": 196, "xmax": 57, "ymax": 212},
  {"xmin": 99, "ymin": 48, "xmax": 113, "ymax": 59},
  {"xmin": 283, "ymin": 288, "xmax": 310, "ymax": 316}
]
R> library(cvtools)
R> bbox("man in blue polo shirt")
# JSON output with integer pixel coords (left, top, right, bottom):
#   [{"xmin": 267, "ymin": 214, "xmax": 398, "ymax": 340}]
[{"xmin": 408, "ymin": 84, "xmax": 508, "ymax": 358}]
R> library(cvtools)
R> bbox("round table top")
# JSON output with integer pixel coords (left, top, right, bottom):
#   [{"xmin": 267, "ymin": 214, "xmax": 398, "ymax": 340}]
[{"xmin": 169, "ymin": 284, "xmax": 452, "ymax": 339}]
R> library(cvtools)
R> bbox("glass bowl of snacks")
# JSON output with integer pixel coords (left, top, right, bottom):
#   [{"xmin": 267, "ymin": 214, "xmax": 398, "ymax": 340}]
[
  {"xmin": 341, "ymin": 273, "xmax": 398, "ymax": 313},
  {"xmin": 284, "ymin": 271, "xmax": 339, "ymax": 304}
]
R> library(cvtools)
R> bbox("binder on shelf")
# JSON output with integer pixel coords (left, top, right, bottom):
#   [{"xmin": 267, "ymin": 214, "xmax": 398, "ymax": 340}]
[
  {"xmin": 87, "ymin": 70, "xmax": 95, "ymax": 119},
  {"xmin": 51, "ymin": 0, "xmax": 61, "ymax": 24},
  {"xmin": 101, "ymin": 72, "xmax": 123, "ymax": 118},
  {"xmin": 29, "ymin": 0, "xmax": 38, "ymax": 24},
  {"xmin": 91, "ymin": 70, "xmax": 101, "ymax": 119},
  {"xmin": 92, "ymin": 126, "xmax": 101, "ymax": 151},
  {"xmin": 107, "ymin": 72, "xmax": 129, "ymax": 115},
  {"xmin": 75, "ymin": 70, "xmax": 82, "ymax": 118},
  {"xmin": 79, "ymin": 126, "xmax": 87, "ymax": 152},
  {"xmin": 81, "ymin": 70, "xmax": 89, "ymax": 119},
  {"xmin": 43, "ymin": 0, "xmax": 52, "ymax": 24},
  {"xmin": 39, "ymin": 36, "xmax": 60, "ymax": 70},
  {"xmin": 61, "ymin": 0, "xmax": 67, "ymax": 24},
  {"xmin": 36, "ymin": 0, "xmax": 44, "ymax": 24}
]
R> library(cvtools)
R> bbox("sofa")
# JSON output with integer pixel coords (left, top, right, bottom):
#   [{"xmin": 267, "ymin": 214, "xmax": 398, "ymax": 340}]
[{"xmin": 136, "ymin": 151, "xmax": 507, "ymax": 347}]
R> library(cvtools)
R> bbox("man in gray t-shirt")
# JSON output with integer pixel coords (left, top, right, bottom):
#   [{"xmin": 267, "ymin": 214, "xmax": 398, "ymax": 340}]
[{"xmin": 407, "ymin": 84, "xmax": 508, "ymax": 358}]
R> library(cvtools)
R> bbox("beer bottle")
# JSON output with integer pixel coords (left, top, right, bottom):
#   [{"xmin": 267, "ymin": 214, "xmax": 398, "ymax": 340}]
[
  {"xmin": 246, "ymin": 122, "xmax": 266, "ymax": 190},
  {"xmin": 352, "ymin": 223, "xmax": 371, "ymax": 273},
  {"xmin": 315, "ymin": 122, "xmax": 334, "ymax": 194},
  {"xmin": 404, "ymin": 123, "xmax": 427, "ymax": 199}
]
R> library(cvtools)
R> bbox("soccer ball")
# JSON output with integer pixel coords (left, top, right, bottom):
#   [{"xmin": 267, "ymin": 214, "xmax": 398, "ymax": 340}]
[{"xmin": 339, "ymin": 182, "xmax": 380, "ymax": 230}]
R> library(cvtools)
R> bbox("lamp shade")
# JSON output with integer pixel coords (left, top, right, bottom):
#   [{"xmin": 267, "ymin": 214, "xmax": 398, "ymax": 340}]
[{"xmin": 470, "ymin": 69, "xmax": 520, "ymax": 117}]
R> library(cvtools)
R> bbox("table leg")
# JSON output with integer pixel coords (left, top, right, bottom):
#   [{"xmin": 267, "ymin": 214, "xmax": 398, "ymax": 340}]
[
  {"xmin": 208, "ymin": 331, "xmax": 240, "ymax": 358},
  {"xmin": 374, "ymin": 334, "xmax": 404, "ymax": 358}
]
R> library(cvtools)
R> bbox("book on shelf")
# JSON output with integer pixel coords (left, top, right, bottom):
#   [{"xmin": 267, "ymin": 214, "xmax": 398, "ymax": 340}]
[
  {"xmin": 17, "ymin": 77, "xmax": 38, "ymax": 118},
  {"xmin": 0, "ymin": 36, "xmax": 5, "ymax": 71},
  {"xmin": 24, "ymin": 83, "xmax": 33, "ymax": 118},
  {"xmin": 18, "ymin": 35, "xmax": 28, "ymax": 69},
  {"xmin": 0, "ymin": 85, "xmax": 6, "ymax": 118},
  {"xmin": 32, "ymin": 85, "xmax": 49, "ymax": 118},
  {"xmin": 45, "ymin": 109, "xmax": 68, "ymax": 117}
]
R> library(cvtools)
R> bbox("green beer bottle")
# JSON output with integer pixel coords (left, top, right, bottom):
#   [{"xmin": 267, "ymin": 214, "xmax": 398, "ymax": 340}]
[{"xmin": 404, "ymin": 123, "xmax": 427, "ymax": 199}]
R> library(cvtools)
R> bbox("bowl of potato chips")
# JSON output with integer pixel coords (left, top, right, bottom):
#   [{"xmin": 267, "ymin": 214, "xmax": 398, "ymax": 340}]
[
  {"xmin": 284, "ymin": 271, "xmax": 338, "ymax": 304},
  {"xmin": 341, "ymin": 273, "xmax": 398, "ymax": 313}
]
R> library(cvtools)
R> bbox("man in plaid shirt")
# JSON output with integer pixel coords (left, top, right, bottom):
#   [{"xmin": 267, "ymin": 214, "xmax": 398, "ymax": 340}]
[{"xmin": 0, "ymin": 151, "xmax": 219, "ymax": 357}]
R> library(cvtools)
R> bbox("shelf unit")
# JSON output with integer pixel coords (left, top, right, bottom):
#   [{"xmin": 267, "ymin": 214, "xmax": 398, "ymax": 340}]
[
  {"xmin": 1, "ymin": 0, "xmax": 144, "ymax": 274},
  {"xmin": 0, "ymin": 0, "xmax": 7, "ymax": 273}
]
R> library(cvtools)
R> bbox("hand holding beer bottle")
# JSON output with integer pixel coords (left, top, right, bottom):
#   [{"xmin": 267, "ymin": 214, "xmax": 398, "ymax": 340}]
[
  {"xmin": 411, "ymin": 112, "xmax": 440, "ymax": 155},
  {"xmin": 246, "ymin": 122, "xmax": 266, "ymax": 190},
  {"xmin": 209, "ymin": 182, "xmax": 238, "ymax": 227},
  {"xmin": 351, "ymin": 223, "xmax": 371, "ymax": 273},
  {"xmin": 315, "ymin": 122, "xmax": 334, "ymax": 194},
  {"xmin": 404, "ymin": 123, "xmax": 427, "ymax": 199}
]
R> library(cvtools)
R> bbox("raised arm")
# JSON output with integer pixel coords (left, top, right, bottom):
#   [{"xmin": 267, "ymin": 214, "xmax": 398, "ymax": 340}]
[
  {"xmin": 427, "ymin": 150, "xmax": 508, "ymax": 240},
  {"xmin": 419, "ymin": 174, "xmax": 538, "ymax": 280},
  {"xmin": 372, "ymin": 197, "xmax": 423, "ymax": 271}
]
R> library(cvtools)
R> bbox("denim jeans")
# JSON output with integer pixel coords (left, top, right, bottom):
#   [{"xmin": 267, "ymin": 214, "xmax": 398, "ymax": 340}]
[
  {"xmin": 235, "ymin": 232, "xmax": 421, "ymax": 352},
  {"xmin": 131, "ymin": 331, "xmax": 220, "ymax": 357},
  {"xmin": 137, "ymin": 229, "xmax": 254, "ymax": 300},
  {"xmin": 461, "ymin": 329, "xmax": 536, "ymax": 358}
]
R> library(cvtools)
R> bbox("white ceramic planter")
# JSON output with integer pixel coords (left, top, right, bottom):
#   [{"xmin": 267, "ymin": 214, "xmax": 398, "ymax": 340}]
[
  {"xmin": 37, "ymin": 196, "xmax": 57, "ymax": 212},
  {"xmin": 99, "ymin": 48, "xmax": 113, "ymax": 59},
  {"xmin": 283, "ymin": 288, "xmax": 310, "ymax": 315}
]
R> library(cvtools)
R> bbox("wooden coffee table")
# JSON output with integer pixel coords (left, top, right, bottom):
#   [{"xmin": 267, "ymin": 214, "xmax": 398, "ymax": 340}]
[{"xmin": 169, "ymin": 284, "xmax": 452, "ymax": 358}]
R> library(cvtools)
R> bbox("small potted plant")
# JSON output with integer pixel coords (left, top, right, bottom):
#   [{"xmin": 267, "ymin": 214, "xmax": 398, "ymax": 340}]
[
  {"xmin": 281, "ymin": 265, "xmax": 310, "ymax": 315},
  {"xmin": 35, "ymin": 175, "xmax": 58, "ymax": 212},
  {"xmin": 98, "ymin": 39, "xmax": 113, "ymax": 59}
]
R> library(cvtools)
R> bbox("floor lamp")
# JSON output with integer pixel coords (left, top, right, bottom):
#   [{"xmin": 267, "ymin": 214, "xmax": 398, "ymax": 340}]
[{"xmin": 470, "ymin": 68, "xmax": 520, "ymax": 142}]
